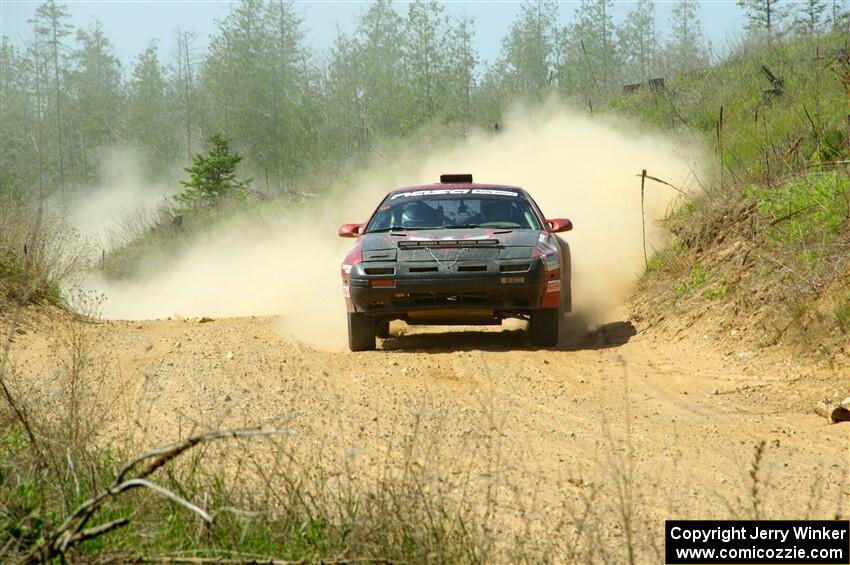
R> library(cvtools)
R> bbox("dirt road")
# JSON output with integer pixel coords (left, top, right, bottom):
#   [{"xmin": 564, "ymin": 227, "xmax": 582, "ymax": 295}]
[{"xmin": 11, "ymin": 311, "xmax": 849, "ymax": 545}]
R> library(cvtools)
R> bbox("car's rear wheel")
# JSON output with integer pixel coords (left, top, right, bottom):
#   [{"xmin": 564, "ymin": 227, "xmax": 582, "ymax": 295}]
[
  {"xmin": 347, "ymin": 312, "xmax": 376, "ymax": 351},
  {"xmin": 530, "ymin": 307, "xmax": 560, "ymax": 347},
  {"xmin": 375, "ymin": 320, "xmax": 390, "ymax": 339}
]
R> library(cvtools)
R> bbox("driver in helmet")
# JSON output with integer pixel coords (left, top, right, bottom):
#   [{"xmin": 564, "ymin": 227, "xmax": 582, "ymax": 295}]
[
  {"xmin": 480, "ymin": 199, "xmax": 514, "ymax": 224},
  {"xmin": 400, "ymin": 201, "xmax": 441, "ymax": 229}
]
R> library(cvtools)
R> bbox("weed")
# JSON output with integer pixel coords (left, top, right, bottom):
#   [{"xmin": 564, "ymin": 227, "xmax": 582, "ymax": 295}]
[
  {"xmin": 748, "ymin": 172, "xmax": 849, "ymax": 246},
  {"xmin": 676, "ymin": 262, "xmax": 710, "ymax": 295},
  {"xmin": 646, "ymin": 239, "xmax": 685, "ymax": 273},
  {"xmin": 703, "ymin": 285, "xmax": 728, "ymax": 300},
  {"xmin": 835, "ymin": 294, "xmax": 850, "ymax": 333}
]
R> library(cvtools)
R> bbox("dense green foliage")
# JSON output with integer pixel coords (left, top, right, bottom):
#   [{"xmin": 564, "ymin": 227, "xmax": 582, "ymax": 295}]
[
  {"xmin": 175, "ymin": 134, "xmax": 251, "ymax": 208},
  {"xmin": 3, "ymin": 0, "xmax": 847, "ymax": 199},
  {"xmin": 748, "ymin": 172, "xmax": 848, "ymax": 245}
]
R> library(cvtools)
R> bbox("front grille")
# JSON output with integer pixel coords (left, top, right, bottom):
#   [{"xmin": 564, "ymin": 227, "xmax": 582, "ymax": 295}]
[
  {"xmin": 397, "ymin": 239, "xmax": 499, "ymax": 249},
  {"xmin": 409, "ymin": 266, "xmax": 438, "ymax": 273},
  {"xmin": 457, "ymin": 265, "xmax": 487, "ymax": 272}
]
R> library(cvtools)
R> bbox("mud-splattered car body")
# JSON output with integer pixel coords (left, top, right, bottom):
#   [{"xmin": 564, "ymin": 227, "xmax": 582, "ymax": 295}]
[{"xmin": 339, "ymin": 174, "xmax": 572, "ymax": 351}]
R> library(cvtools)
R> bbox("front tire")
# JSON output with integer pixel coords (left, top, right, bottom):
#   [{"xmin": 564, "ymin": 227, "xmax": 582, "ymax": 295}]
[
  {"xmin": 530, "ymin": 308, "xmax": 560, "ymax": 347},
  {"xmin": 375, "ymin": 320, "xmax": 390, "ymax": 339},
  {"xmin": 347, "ymin": 312, "xmax": 376, "ymax": 351}
]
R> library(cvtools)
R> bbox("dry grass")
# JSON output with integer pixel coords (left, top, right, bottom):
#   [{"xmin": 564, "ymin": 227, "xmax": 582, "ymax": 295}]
[
  {"xmin": 1, "ymin": 316, "xmax": 843, "ymax": 563},
  {"xmin": 0, "ymin": 197, "xmax": 92, "ymax": 305}
]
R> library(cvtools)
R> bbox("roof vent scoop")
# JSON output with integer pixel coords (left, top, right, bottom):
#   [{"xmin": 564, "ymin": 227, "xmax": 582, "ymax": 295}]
[{"xmin": 440, "ymin": 173, "xmax": 473, "ymax": 184}]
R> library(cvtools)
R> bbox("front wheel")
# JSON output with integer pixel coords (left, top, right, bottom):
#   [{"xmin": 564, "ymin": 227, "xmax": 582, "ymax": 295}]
[
  {"xmin": 529, "ymin": 308, "xmax": 560, "ymax": 347},
  {"xmin": 347, "ymin": 312, "xmax": 376, "ymax": 351},
  {"xmin": 375, "ymin": 320, "xmax": 390, "ymax": 339}
]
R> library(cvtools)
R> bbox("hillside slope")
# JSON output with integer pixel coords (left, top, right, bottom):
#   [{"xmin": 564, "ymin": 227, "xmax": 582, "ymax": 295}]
[{"xmin": 615, "ymin": 33, "xmax": 849, "ymax": 361}]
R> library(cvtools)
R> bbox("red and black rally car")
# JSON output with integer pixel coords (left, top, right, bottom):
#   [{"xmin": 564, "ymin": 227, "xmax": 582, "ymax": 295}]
[{"xmin": 338, "ymin": 174, "xmax": 572, "ymax": 351}]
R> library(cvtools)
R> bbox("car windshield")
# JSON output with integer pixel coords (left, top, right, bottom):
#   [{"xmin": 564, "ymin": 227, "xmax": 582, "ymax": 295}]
[{"xmin": 365, "ymin": 189, "xmax": 542, "ymax": 232}]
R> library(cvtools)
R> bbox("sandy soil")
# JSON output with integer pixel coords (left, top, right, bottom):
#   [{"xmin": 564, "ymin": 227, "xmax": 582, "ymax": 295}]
[{"xmin": 7, "ymin": 309, "xmax": 849, "ymax": 546}]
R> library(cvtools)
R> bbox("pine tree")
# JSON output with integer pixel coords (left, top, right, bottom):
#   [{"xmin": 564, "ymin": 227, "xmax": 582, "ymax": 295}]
[
  {"xmin": 173, "ymin": 29, "xmax": 198, "ymax": 161},
  {"xmin": 830, "ymin": 0, "xmax": 850, "ymax": 31},
  {"xmin": 617, "ymin": 0, "xmax": 657, "ymax": 84},
  {"xmin": 794, "ymin": 0, "xmax": 829, "ymax": 34},
  {"xmin": 127, "ymin": 42, "xmax": 176, "ymax": 170},
  {"xmin": 446, "ymin": 14, "xmax": 478, "ymax": 132},
  {"xmin": 572, "ymin": 0, "xmax": 620, "ymax": 96},
  {"xmin": 70, "ymin": 20, "xmax": 123, "ymax": 184},
  {"xmin": 325, "ymin": 31, "xmax": 362, "ymax": 156},
  {"xmin": 204, "ymin": 0, "xmax": 311, "ymax": 186},
  {"xmin": 667, "ymin": 0, "xmax": 707, "ymax": 73},
  {"xmin": 176, "ymin": 133, "xmax": 251, "ymax": 208},
  {"xmin": 0, "ymin": 39, "xmax": 36, "ymax": 196},
  {"xmin": 403, "ymin": 0, "xmax": 450, "ymax": 127},
  {"xmin": 355, "ymin": 0, "xmax": 406, "ymax": 137},
  {"xmin": 28, "ymin": 0, "xmax": 71, "ymax": 201},
  {"xmin": 498, "ymin": 0, "xmax": 559, "ymax": 99},
  {"xmin": 738, "ymin": 0, "xmax": 789, "ymax": 39}
]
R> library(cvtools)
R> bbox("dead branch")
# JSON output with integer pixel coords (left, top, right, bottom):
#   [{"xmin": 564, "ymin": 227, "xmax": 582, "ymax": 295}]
[
  {"xmin": 116, "ymin": 429, "xmax": 285, "ymax": 484},
  {"xmin": 60, "ymin": 518, "xmax": 129, "ymax": 552},
  {"xmin": 768, "ymin": 204, "xmax": 818, "ymax": 226},
  {"xmin": 0, "ymin": 284, "xmax": 46, "ymax": 469},
  {"xmin": 17, "ymin": 428, "xmax": 289, "ymax": 565},
  {"xmin": 814, "ymin": 400, "xmax": 850, "ymax": 424},
  {"xmin": 634, "ymin": 173, "xmax": 688, "ymax": 196},
  {"xmin": 136, "ymin": 557, "xmax": 397, "ymax": 564}
]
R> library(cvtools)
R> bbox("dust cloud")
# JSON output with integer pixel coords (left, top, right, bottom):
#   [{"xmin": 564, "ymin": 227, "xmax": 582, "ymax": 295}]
[
  {"xmin": 83, "ymin": 101, "xmax": 706, "ymax": 350},
  {"xmin": 64, "ymin": 146, "xmax": 179, "ymax": 246}
]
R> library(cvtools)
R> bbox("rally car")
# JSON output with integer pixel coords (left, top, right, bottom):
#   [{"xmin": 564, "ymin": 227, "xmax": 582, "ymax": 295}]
[{"xmin": 338, "ymin": 174, "xmax": 572, "ymax": 351}]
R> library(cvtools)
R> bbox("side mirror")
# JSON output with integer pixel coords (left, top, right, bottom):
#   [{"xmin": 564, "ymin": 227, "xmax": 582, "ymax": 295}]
[
  {"xmin": 338, "ymin": 223, "xmax": 364, "ymax": 238},
  {"xmin": 546, "ymin": 218, "xmax": 573, "ymax": 233}
]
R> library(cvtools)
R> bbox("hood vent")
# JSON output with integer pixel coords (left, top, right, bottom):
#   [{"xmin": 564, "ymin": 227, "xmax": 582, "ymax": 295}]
[{"xmin": 398, "ymin": 239, "xmax": 498, "ymax": 249}]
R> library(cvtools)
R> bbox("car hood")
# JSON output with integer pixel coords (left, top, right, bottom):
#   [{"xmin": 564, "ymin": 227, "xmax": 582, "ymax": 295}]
[{"xmin": 359, "ymin": 228, "xmax": 541, "ymax": 262}]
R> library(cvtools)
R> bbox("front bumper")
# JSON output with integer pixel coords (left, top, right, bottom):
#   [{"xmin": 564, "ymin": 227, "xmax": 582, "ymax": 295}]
[{"xmin": 343, "ymin": 258, "xmax": 556, "ymax": 317}]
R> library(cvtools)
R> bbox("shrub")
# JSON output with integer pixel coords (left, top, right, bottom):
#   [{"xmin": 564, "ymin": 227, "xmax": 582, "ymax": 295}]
[
  {"xmin": 0, "ymin": 198, "xmax": 91, "ymax": 304},
  {"xmin": 676, "ymin": 262, "xmax": 710, "ymax": 295},
  {"xmin": 174, "ymin": 134, "xmax": 252, "ymax": 210}
]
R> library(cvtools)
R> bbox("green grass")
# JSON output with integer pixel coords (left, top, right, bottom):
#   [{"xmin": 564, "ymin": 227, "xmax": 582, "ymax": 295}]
[
  {"xmin": 703, "ymin": 278, "xmax": 729, "ymax": 300},
  {"xmin": 0, "ymin": 419, "xmax": 494, "ymax": 564},
  {"xmin": 747, "ymin": 172, "xmax": 849, "ymax": 246},
  {"xmin": 613, "ymin": 33, "xmax": 848, "ymax": 182},
  {"xmin": 646, "ymin": 239, "xmax": 685, "ymax": 273},
  {"xmin": 676, "ymin": 262, "xmax": 710, "ymax": 295}
]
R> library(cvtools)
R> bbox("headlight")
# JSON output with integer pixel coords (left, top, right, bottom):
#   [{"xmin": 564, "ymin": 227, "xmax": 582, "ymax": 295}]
[{"xmin": 534, "ymin": 239, "xmax": 560, "ymax": 271}]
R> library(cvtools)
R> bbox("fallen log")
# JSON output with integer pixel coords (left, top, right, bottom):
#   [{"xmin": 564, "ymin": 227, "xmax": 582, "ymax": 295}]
[{"xmin": 814, "ymin": 400, "xmax": 850, "ymax": 423}]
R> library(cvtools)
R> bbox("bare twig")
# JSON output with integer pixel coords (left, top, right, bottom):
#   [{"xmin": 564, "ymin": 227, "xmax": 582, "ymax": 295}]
[
  {"xmin": 640, "ymin": 170, "xmax": 648, "ymax": 270},
  {"xmin": 17, "ymin": 428, "xmax": 289, "ymax": 565},
  {"xmin": 137, "ymin": 557, "xmax": 397, "ymax": 564},
  {"xmin": 634, "ymin": 173, "xmax": 688, "ymax": 196}
]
